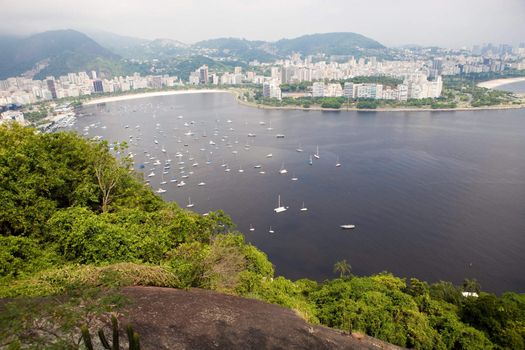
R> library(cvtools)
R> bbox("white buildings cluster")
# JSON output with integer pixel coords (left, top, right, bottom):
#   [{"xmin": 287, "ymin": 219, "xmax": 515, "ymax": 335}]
[
  {"xmin": 310, "ymin": 75, "xmax": 442, "ymax": 101},
  {"xmin": 0, "ymin": 72, "xmax": 180, "ymax": 107},
  {"xmin": 0, "ymin": 110, "xmax": 26, "ymax": 125}
]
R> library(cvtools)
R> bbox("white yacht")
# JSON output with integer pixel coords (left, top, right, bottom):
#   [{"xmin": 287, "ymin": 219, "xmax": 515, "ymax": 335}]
[
  {"xmin": 274, "ymin": 195, "xmax": 287, "ymax": 213},
  {"xmin": 156, "ymin": 188, "xmax": 167, "ymax": 194},
  {"xmin": 186, "ymin": 197, "xmax": 194, "ymax": 208},
  {"xmin": 340, "ymin": 224, "xmax": 356, "ymax": 229}
]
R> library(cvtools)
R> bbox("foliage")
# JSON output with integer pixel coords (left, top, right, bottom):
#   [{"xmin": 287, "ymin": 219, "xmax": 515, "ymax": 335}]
[{"xmin": 1, "ymin": 125, "xmax": 524, "ymax": 349}]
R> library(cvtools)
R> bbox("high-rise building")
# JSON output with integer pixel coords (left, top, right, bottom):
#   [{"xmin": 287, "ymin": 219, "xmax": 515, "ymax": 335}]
[
  {"xmin": 199, "ymin": 65, "xmax": 209, "ymax": 84},
  {"xmin": 93, "ymin": 80, "xmax": 104, "ymax": 93},
  {"xmin": 343, "ymin": 82, "xmax": 354, "ymax": 98},
  {"xmin": 312, "ymin": 82, "xmax": 325, "ymax": 97},
  {"xmin": 46, "ymin": 78, "xmax": 57, "ymax": 99}
]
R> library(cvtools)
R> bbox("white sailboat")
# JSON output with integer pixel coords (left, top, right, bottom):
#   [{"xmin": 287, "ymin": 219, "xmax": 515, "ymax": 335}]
[
  {"xmin": 300, "ymin": 202, "xmax": 308, "ymax": 211},
  {"xmin": 296, "ymin": 144, "xmax": 304, "ymax": 152},
  {"xmin": 309, "ymin": 155, "xmax": 313, "ymax": 165},
  {"xmin": 340, "ymin": 224, "xmax": 356, "ymax": 229},
  {"xmin": 268, "ymin": 226, "xmax": 275, "ymax": 234},
  {"xmin": 291, "ymin": 173, "xmax": 298, "ymax": 181},
  {"xmin": 156, "ymin": 188, "xmax": 167, "ymax": 193},
  {"xmin": 336, "ymin": 156, "xmax": 341, "ymax": 167},
  {"xmin": 274, "ymin": 195, "xmax": 287, "ymax": 213},
  {"xmin": 160, "ymin": 173, "xmax": 167, "ymax": 185},
  {"xmin": 279, "ymin": 162, "xmax": 288, "ymax": 174},
  {"xmin": 186, "ymin": 197, "xmax": 194, "ymax": 208},
  {"xmin": 314, "ymin": 145, "xmax": 320, "ymax": 159},
  {"xmin": 177, "ymin": 181, "xmax": 186, "ymax": 187},
  {"xmin": 249, "ymin": 224, "xmax": 255, "ymax": 232},
  {"xmin": 267, "ymin": 121, "xmax": 273, "ymax": 131}
]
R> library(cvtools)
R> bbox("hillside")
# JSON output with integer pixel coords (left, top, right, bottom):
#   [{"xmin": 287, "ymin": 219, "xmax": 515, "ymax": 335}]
[
  {"xmin": 1, "ymin": 124, "xmax": 523, "ymax": 350},
  {"xmin": 0, "ymin": 29, "xmax": 124, "ymax": 79},
  {"xmin": 118, "ymin": 286, "xmax": 403, "ymax": 349},
  {"xmin": 275, "ymin": 32, "xmax": 385, "ymax": 56}
]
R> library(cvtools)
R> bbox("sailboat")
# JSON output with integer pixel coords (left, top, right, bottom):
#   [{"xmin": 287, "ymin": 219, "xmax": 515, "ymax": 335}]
[
  {"xmin": 291, "ymin": 173, "xmax": 298, "ymax": 181},
  {"xmin": 340, "ymin": 224, "xmax": 356, "ymax": 229},
  {"xmin": 309, "ymin": 155, "xmax": 313, "ymax": 165},
  {"xmin": 267, "ymin": 121, "xmax": 273, "ymax": 131},
  {"xmin": 186, "ymin": 197, "xmax": 194, "ymax": 208},
  {"xmin": 161, "ymin": 146, "xmax": 166, "ymax": 153},
  {"xmin": 156, "ymin": 188, "xmax": 167, "ymax": 194},
  {"xmin": 336, "ymin": 156, "xmax": 341, "ymax": 167},
  {"xmin": 238, "ymin": 164, "xmax": 244, "ymax": 173},
  {"xmin": 279, "ymin": 162, "xmax": 288, "ymax": 174},
  {"xmin": 274, "ymin": 195, "xmax": 287, "ymax": 213},
  {"xmin": 268, "ymin": 226, "xmax": 275, "ymax": 234},
  {"xmin": 314, "ymin": 145, "xmax": 320, "ymax": 159},
  {"xmin": 160, "ymin": 173, "xmax": 167, "ymax": 185},
  {"xmin": 296, "ymin": 144, "xmax": 304, "ymax": 152},
  {"xmin": 177, "ymin": 181, "xmax": 186, "ymax": 187},
  {"xmin": 300, "ymin": 202, "xmax": 308, "ymax": 211},
  {"xmin": 249, "ymin": 224, "xmax": 255, "ymax": 232}
]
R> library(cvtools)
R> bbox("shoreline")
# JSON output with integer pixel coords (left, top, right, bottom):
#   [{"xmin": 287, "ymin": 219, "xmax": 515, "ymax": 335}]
[
  {"xmin": 81, "ymin": 88, "xmax": 525, "ymax": 113},
  {"xmin": 477, "ymin": 77, "xmax": 525, "ymax": 89},
  {"xmin": 82, "ymin": 89, "xmax": 227, "ymax": 105}
]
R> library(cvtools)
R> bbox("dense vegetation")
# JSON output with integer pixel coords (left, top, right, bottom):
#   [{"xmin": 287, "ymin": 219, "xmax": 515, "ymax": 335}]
[{"xmin": 1, "ymin": 124, "xmax": 524, "ymax": 349}]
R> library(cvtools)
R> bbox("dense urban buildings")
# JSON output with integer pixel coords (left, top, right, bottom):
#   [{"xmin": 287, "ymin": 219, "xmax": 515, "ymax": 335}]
[{"xmin": 1, "ymin": 43, "xmax": 524, "ymax": 106}]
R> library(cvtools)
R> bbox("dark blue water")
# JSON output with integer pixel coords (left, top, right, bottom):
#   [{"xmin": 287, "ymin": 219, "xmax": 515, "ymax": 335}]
[{"xmin": 73, "ymin": 92, "xmax": 525, "ymax": 293}]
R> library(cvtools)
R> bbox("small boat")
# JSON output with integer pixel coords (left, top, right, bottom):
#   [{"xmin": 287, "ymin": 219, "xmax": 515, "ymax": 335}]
[
  {"xmin": 259, "ymin": 171, "xmax": 266, "ymax": 174},
  {"xmin": 274, "ymin": 195, "xmax": 287, "ymax": 213},
  {"xmin": 268, "ymin": 226, "xmax": 275, "ymax": 234},
  {"xmin": 276, "ymin": 134, "xmax": 285, "ymax": 138},
  {"xmin": 170, "ymin": 178, "xmax": 177, "ymax": 183},
  {"xmin": 340, "ymin": 224, "xmax": 356, "ymax": 229},
  {"xmin": 148, "ymin": 171, "xmax": 155, "ymax": 177},
  {"xmin": 300, "ymin": 202, "xmax": 308, "ymax": 211},
  {"xmin": 336, "ymin": 156, "xmax": 341, "ymax": 167},
  {"xmin": 259, "ymin": 121, "xmax": 266, "ymax": 125},
  {"xmin": 296, "ymin": 144, "xmax": 304, "ymax": 152},
  {"xmin": 186, "ymin": 197, "xmax": 194, "ymax": 208},
  {"xmin": 249, "ymin": 224, "xmax": 255, "ymax": 232},
  {"xmin": 156, "ymin": 188, "xmax": 167, "ymax": 193},
  {"xmin": 314, "ymin": 145, "xmax": 320, "ymax": 159},
  {"xmin": 177, "ymin": 181, "xmax": 186, "ymax": 187},
  {"xmin": 248, "ymin": 133, "xmax": 256, "ymax": 137},
  {"xmin": 279, "ymin": 162, "xmax": 288, "ymax": 175},
  {"xmin": 154, "ymin": 139, "xmax": 159, "ymax": 144},
  {"xmin": 161, "ymin": 147, "xmax": 166, "ymax": 153},
  {"xmin": 198, "ymin": 182, "xmax": 206, "ymax": 186},
  {"xmin": 291, "ymin": 175, "xmax": 298, "ymax": 181},
  {"xmin": 266, "ymin": 153, "xmax": 273, "ymax": 158},
  {"xmin": 254, "ymin": 164, "xmax": 262, "ymax": 169}
]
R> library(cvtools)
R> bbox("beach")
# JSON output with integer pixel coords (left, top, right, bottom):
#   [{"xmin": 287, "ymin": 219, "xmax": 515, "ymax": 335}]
[
  {"xmin": 477, "ymin": 77, "xmax": 525, "ymax": 89},
  {"xmin": 82, "ymin": 87, "xmax": 525, "ymax": 112},
  {"xmin": 83, "ymin": 89, "xmax": 226, "ymax": 105}
]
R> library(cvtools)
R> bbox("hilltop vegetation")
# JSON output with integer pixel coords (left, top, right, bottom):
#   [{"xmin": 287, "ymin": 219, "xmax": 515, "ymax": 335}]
[
  {"xmin": 0, "ymin": 30, "xmax": 140, "ymax": 80},
  {"xmin": 1, "ymin": 123, "xmax": 524, "ymax": 349}
]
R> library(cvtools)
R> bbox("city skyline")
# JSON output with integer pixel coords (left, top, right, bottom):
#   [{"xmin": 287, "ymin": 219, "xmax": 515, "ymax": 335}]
[{"xmin": 1, "ymin": 0, "xmax": 524, "ymax": 48}]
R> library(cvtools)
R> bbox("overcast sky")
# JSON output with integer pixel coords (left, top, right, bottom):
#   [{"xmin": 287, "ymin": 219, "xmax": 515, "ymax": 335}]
[{"xmin": 1, "ymin": 0, "xmax": 524, "ymax": 47}]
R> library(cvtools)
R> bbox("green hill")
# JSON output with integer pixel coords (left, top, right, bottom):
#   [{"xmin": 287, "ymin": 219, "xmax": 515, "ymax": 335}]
[
  {"xmin": 274, "ymin": 32, "xmax": 385, "ymax": 56},
  {"xmin": 0, "ymin": 30, "xmax": 126, "ymax": 79}
]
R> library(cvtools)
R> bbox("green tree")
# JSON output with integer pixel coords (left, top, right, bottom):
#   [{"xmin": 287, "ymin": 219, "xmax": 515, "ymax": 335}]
[{"xmin": 333, "ymin": 259, "xmax": 352, "ymax": 278}]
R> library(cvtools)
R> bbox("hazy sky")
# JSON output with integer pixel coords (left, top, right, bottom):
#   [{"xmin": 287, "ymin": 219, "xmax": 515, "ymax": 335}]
[{"xmin": 1, "ymin": 0, "xmax": 524, "ymax": 47}]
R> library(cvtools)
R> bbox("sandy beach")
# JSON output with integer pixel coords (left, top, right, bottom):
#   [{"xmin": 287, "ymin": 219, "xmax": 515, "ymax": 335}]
[
  {"xmin": 83, "ymin": 89, "xmax": 227, "ymax": 105},
  {"xmin": 477, "ymin": 77, "xmax": 525, "ymax": 89}
]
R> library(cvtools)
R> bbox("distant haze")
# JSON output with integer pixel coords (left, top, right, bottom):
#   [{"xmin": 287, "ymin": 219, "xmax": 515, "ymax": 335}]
[{"xmin": 1, "ymin": 0, "xmax": 524, "ymax": 47}]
